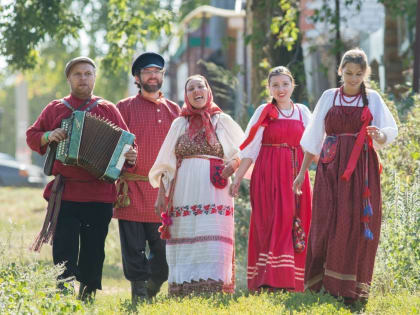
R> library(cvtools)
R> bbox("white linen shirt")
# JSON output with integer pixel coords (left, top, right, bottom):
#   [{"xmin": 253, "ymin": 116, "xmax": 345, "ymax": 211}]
[
  {"xmin": 239, "ymin": 103, "xmax": 312, "ymax": 162},
  {"xmin": 300, "ymin": 88, "xmax": 398, "ymax": 155},
  {"xmin": 149, "ymin": 113, "xmax": 245, "ymax": 195}
]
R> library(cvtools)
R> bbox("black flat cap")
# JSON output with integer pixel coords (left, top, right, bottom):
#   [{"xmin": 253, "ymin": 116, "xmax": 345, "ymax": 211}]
[
  {"xmin": 131, "ymin": 52, "xmax": 165, "ymax": 76},
  {"xmin": 65, "ymin": 56, "xmax": 96, "ymax": 77}
]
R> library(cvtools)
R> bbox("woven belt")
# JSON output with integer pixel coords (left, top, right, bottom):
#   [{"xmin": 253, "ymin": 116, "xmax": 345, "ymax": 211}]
[
  {"xmin": 115, "ymin": 172, "xmax": 149, "ymax": 208},
  {"xmin": 334, "ymin": 132, "xmax": 358, "ymax": 137}
]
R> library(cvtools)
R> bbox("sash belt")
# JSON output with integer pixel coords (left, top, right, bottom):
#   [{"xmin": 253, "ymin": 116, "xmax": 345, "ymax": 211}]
[
  {"xmin": 115, "ymin": 172, "xmax": 149, "ymax": 208},
  {"xmin": 30, "ymin": 175, "xmax": 92, "ymax": 252}
]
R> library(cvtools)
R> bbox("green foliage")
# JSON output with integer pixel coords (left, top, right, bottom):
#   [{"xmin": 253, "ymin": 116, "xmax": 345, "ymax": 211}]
[
  {"xmin": 372, "ymin": 89, "xmax": 420, "ymax": 293},
  {"xmin": 271, "ymin": 0, "xmax": 300, "ymax": 51},
  {"xmin": 373, "ymin": 178, "xmax": 420, "ymax": 294},
  {"xmin": 0, "ymin": 186, "xmax": 419, "ymax": 314},
  {"xmin": 0, "ymin": 0, "xmax": 174, "ymax": 73},
  {"xmin": 234, "ymin": 181, "xmax": 251, "ymax": 289},
  {"xmin": 248, "ymin": 0, "xmax": 306, "ymax": 107},
  {"xmin": 0, "ymin": 0, "xmax": 81, "ymax": 71},
  {"xmin": 0, "ymin": 246, "xmax": 83, "ymax": 314},
  {"xmin": 103, "ymin": 0, "xmax": 174, "ymax": 75},
  {"xmin": 197, "ymin": 60, "xmax": 239, "ymax": 115},
  {"xmin": 178, "ymin": 0, "xmax": 211, "ymax": 21}
]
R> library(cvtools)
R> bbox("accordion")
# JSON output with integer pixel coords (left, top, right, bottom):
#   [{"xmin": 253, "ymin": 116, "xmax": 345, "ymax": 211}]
[{"xmin": 56, "ymin": 111, "xmax": 135, "ymax": 182}]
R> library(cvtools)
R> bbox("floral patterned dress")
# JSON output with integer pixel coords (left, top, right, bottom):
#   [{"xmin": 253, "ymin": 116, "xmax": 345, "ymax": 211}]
[{"xmin": 165, "ymin": 129, "xmax": 235, "ymax": 296}]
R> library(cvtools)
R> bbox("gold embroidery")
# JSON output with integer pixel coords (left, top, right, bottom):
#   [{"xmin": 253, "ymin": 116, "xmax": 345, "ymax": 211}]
[{"xmin": 324, "ymin": 268, "xmax": 357, "ymax": 281}]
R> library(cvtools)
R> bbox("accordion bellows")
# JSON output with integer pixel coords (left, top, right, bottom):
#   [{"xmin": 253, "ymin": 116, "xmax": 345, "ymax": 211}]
[{"xmin": 57, "ymin": 111, "xmax": 135, "ymax": 182}]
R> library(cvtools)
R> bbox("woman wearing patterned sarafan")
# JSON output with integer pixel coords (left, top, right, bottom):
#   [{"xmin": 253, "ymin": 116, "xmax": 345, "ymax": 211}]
[
  {"xmin": 149, "ymin": 75, "xmax": 244, "ymax": 297},
  {"xmin": 293, "ymin": 48, "xmax": 398, "ymax": 303},
  {"xmin": 230, "ymin": 66, "xmax": 313, "ymax": 292}
]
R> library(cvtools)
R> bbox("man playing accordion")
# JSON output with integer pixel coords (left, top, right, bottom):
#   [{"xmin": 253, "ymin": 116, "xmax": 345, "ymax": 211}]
[{"xmin": 26, "ymin": 56, "xmax": 137, "ymax": 302}]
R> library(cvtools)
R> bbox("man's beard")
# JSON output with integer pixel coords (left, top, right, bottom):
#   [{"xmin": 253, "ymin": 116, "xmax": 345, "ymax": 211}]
[{"xmin": 141, "ymin": 80, "xmax": 162, "ymax": 93}]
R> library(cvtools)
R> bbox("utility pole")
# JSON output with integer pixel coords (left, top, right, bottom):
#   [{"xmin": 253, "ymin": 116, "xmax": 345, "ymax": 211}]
[{"xmin": 14, "ymin": 74, "xmax": 31, "ymax": 164}]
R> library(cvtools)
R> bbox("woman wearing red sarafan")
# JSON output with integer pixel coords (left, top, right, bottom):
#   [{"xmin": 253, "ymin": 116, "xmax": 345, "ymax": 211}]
[
  {"xmin": 293, "ymin": 48, "xmax": 398, "ymax": 303},
  {"xmin": 231, "ymin": 66, "xmax": 312, "ymax": 292}
]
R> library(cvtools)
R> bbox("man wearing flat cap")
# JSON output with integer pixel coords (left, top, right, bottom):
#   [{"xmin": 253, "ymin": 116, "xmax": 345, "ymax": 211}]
[
  {"xmin": 26, "ymin": 56, "xmax": 137, "ymax": 301},
  {"xmin": 113, "ymin": 52, "xmax": 180, "ymax": 303}
]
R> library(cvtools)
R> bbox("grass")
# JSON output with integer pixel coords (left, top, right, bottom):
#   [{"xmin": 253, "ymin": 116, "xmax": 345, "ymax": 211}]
[{"xmin": 0, "ymin": 187, "xmax": 419, "ymax": 314}]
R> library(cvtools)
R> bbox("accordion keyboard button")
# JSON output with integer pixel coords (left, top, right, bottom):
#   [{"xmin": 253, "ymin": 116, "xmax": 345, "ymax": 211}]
[{"xmin": 158, "ymin": 120, "xmax": 161, "ymax": 123}]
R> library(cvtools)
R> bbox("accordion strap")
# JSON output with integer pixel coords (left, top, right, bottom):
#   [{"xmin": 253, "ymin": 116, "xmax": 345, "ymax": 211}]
[{"xmin": 61, "ymin": 98, "xmax": 102, "ymax": 113}]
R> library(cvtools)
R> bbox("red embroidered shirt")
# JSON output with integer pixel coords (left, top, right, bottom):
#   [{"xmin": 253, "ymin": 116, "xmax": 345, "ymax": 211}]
[
  {"xmin": 113, "ymin": 93, "xmax": 181, "ymax": 222},
  {"xmin": 26, "ymin": 94, "xmax": 134, "ymax": 203}
]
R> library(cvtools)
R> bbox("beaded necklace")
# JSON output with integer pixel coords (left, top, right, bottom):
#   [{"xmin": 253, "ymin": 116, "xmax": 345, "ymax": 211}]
[{"xmin": 276, "ymin": 100, "xmax": 295, "ymax": 118}]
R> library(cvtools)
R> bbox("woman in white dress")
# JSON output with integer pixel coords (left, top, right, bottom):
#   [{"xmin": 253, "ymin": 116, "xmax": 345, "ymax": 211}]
[{"xmin": 149, "ymin": 75, "xmax": 244, "ymax": 296}]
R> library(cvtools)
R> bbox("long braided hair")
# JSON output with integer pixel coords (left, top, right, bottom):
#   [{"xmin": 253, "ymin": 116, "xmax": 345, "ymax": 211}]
[{"xmin": 338, "ymin": 48, "xmax": 371, "ymax": 107}]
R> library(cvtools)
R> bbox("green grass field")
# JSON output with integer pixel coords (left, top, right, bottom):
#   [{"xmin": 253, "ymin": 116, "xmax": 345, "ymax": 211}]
[{"xmin": 0, "ymin": 187, "xmax": 418, "ymax": 314}]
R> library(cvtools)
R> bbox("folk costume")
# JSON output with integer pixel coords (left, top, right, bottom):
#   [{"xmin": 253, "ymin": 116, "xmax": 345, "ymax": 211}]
[
  {"xmin": 113, "ymin": 91, "xmax": 180, "ymax": 293},
  {"xmin": 113, "ymin": 52, "xmax": 181, "ymax": 300},
  {"xmin": 149, "ymin": 82, "xmax": 244, "ymax": 296},
  {"xmin": 26, "ymin": 93, "xmax": 133, "ymax": 293},
  {"xmin": 300, "ymin": 88, "xmax": 398, "ymax": 300},
  {"xmin": 240, "ymin": 102, "xmax": 312, "ymax": 292}
]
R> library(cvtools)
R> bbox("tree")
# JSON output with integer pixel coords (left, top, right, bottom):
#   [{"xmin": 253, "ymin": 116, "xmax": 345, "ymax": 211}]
[
  {"xmin": 0, "ymin": 0, "xmax": 174, "ymax": 74},
  {"xmin": 0, "ymin": 0, "xmax": 81, "ymax": 71},
  {"xmin": 246, "ymin": 0, "xmax": 304, "ymax": 107}
]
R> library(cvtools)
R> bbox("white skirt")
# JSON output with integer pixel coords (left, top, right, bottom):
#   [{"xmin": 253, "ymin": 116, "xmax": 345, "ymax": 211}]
[{"xmin": 166, "ymin": 156, "xmax": 234, "ymax": 285}]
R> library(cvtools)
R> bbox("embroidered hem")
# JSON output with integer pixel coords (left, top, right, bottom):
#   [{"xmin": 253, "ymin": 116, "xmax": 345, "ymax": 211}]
[
  {"xmin": 168, "ymin": 278, "xmax": 233, "ymax": 297},
  {"xmin": 171, "ymin": 204, "xmax": 233, "ymax": 217},
  {"xmin": 167, "ymin": 235, "xmax": 233, "ymax": 245}
]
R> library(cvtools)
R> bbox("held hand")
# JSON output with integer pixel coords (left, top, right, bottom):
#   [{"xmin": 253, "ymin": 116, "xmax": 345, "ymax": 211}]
[
  {"xmin": 366, "ymin": 126, "xmax": 386, "ymax": 143},
  {"xmin": 48, "ymin": 128, "xmax": 67, "ymax": 143},
  {"xmin": 154, "ymin": 194, "xmax": 166, "ymax": 216},
  {"xmin": 292, "ymin": 173, "xmax": 305, "ymax": 195},
  {"xmin": 229, "ymin": 177, "xmax": 241, "ymax": 197},
  {"xmin": 124, "ymin": 147, "xmax": 137, "ymax": 165},
  {"xmin": 221, "ymin": 160, "xmax": 236, "ymax": 178}
]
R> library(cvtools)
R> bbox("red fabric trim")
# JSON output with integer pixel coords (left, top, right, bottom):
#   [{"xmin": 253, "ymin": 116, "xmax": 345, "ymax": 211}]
[
  {"xmin": 167, "ymin": 235, "xmax": 233, "ymax": 245},
  {"xmin": 341, "ymin": 106, "xmax": 373, "ymax": 181},
  {"xmin": 240, "ymin": 103, "xmax": 279, "ymax": 150}
]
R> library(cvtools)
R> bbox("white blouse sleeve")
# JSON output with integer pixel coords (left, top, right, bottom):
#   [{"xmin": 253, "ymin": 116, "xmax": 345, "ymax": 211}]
[
  {"xmin": 239, "ymin": 104, "xmax": 266, "ymax": 161},
  {"xmin": 300, "ymin": 89, "xmax": 335, "ymax": 155},
  {"xmin": 367, "ymin": 90, "xmax": 398, "ymax": 150},
  {"xmin": 148, "ymin": 117, "xmax": 187, "ymax": 195},
  {"xmin": 215, "ymin": 113, "xmax": 245, "ymax": 161},
  {"xmin": 296, "ymin": 103, "xmax": 312, "ymax": 128}
]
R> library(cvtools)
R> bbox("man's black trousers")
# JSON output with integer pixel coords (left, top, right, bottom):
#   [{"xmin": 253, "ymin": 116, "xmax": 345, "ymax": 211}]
[
  {"xmin": 52, "ymin": 201, "xmax": 113, "ymax": 290},
  {"xmin": 118, "ymin": 220, "xmax": 168, "ymax": 284}
]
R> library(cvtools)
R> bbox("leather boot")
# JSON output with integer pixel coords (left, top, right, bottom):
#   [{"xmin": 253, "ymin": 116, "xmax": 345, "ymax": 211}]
[
  {"xmin": 131, "ymin": 280, "xmax": 148, "ymax": 305},
  {"xmin": 78, "ymin": 283, "xmax": 96, "ymax": 303},
  {"xmin": 147, "ymin": 279, "xmax": 163, "ymax": 298}
]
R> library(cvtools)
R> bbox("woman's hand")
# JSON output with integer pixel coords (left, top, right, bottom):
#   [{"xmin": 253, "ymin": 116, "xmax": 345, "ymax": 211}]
[
  {"xmin": 124, "ymin": 147, "xmax": 137, "ymax": 165},
  {"xmin": 366, "ymin": 126, "xmax": 386, "ymax": 144},
  {"xmin": 221, "ymin": 159, "xmax": 239, "ymax": 178},
  {"xmin": 154, "ymin": 193, "xmax": 166, "ymax": 216},
  {"xmin": 292, "ymin": 172, "xmax": 305, "ymax": 195},
  {"xmin": 229, "ymin": 177, "xmax": 241, "ymax": 197}
]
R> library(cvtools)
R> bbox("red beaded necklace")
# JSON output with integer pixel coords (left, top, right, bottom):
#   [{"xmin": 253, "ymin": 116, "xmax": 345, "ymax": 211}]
[
  {"xmin": 276, "ymin": 100, "xmax": 295, "ymax": 118},
  {"xmin": 339, "ymin": 86, "xmax": 362, "ymax": 107}
]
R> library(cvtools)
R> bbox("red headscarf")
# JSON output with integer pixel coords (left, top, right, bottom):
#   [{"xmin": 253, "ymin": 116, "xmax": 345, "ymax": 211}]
[
  {"xmin": 240, "ymin": 103, "xmax": 278, "ymax": 150},
  {"xmin": 181, "ymin": 75, "xmax": 222, "ymax": 146}
]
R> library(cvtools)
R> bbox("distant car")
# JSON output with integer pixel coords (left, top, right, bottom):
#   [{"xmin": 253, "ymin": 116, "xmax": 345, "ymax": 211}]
[{"xmin": 0, "ymin": 153, "xmax": 48, "ymax": 187}]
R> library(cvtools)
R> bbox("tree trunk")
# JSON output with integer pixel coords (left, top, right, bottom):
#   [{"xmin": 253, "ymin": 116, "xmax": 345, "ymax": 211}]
[
  {"xmin": 413, "ymin": 0, "xmax": 420, "ymax": 93},
  {"xmin": 383, "ymin": 5, "xmax": 405, "ymax": 95}
]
